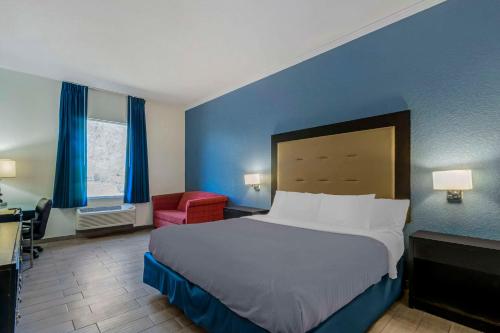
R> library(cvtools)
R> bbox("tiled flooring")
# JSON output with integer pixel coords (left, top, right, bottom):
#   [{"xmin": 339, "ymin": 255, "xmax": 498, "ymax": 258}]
[{"xmin": 18, "ymin": 230, "xmax": 480, "ymax": 333}]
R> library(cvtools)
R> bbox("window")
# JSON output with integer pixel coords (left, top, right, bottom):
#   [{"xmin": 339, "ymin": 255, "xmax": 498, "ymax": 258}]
[{"xmin": 87, "ymin": 119, "xmax": 127, "ymax": 197}]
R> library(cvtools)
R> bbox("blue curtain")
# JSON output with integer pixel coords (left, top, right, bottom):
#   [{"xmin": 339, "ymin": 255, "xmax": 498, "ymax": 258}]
[
  {"xmin": 124, "ymin": 96, "xmax": 150, "ymax": 203},
  {"xmin": 53, "ymin": 82, "xmax": 88, "ymax": 208}
]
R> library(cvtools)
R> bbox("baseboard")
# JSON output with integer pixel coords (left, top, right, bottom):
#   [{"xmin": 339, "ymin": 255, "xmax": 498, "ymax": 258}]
[{"xmin": 36, "ymin": 225, "xmax": 154, "ymax": 244}]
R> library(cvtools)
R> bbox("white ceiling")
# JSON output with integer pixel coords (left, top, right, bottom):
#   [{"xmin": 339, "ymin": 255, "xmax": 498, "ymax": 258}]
[{"xmin": 0, "ymin": 0, "xmax": 443, "ymax": 110}]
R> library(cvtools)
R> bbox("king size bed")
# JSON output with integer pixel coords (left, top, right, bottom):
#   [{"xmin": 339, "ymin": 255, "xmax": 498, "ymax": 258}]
[{"xmin": 144, "ymin": 111, "xmax": 411, "ymax": 333}]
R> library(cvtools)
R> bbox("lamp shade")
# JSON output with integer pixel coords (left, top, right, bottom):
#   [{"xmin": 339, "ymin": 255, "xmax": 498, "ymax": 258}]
[
  {"xmin": 433, "ymin": 170, "xmax": 472, "ymax": 190},
  {"xmin": 244, "ymin": 173, "xmax": 261, "ymax": 185},
  {"xmin": 0, "ymin": 159, "xmax": 16, "ymax": 178}
]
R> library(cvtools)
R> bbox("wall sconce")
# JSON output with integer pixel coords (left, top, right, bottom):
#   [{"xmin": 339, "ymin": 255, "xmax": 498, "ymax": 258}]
[
  {"xmin": 432, "ymin": 169, "xmax": 472, "ymax": 203},
  {"xmin": 244, "ymin": 173, "xmax": 261, "ymax": 191},
  {"xmin": 0, "ymin": 159, "xmax": 17, "ymax": 207}
]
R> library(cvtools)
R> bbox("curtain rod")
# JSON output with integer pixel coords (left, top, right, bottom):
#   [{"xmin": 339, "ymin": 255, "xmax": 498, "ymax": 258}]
[
  {"xmin": 89, "ymin": 86, "xmax": 144, "ymax": 101},
  {"xmin": 63, "ymin": 80, "xmax": 134, "ymax": 98}
]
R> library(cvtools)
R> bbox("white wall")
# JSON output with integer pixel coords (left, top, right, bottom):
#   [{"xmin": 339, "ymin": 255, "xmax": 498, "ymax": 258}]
[
  {"xmin": 0, "ymin": 68, "xmax": 185, "ymax": 238},
  {"xmin": 88, "ymin": 88, "xmax": 127, "ymax": 123},
  {"xmin": 137, "ymin": 100, "xmax": 185, "ymax": 227}
]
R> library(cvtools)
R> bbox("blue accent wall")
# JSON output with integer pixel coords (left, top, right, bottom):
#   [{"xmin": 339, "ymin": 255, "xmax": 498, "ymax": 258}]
[{"xmin": 186, "ymin": 0, "xmax": 500, "ymax": 240}]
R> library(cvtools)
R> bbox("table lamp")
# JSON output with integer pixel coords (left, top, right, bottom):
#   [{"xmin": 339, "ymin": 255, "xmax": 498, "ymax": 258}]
[{"xmin": 0, "ymin": 159, "xmax": 16, "ymax": 207}]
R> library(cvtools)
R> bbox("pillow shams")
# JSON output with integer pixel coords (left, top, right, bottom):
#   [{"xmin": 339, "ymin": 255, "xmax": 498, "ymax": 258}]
[
  {"xmin": 268, "ymin": 191, "xmax": 321, "ymax": 222},
  {"xmin": 317, "ymin": 194, "xmax": 375, "ymax": 229},
  {"xmin": 369, "ymin": 199, "xmax": 410, "ymax": 231},
  {"xmin": 268, "ymin": 190, "xmax": 287, "ymax": 217}
]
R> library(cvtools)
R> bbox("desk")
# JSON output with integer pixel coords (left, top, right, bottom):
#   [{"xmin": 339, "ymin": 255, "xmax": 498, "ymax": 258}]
[
  {"xmin": 0, "ymin": 208, "xmax": 22, "ymax": 223},
  {"xmin": 0, "ymin": 203, "xmax": 35, "ymax": 223},
  {"xmin": 0, "ymin": 222, "xmax": 22, "ymax": 333},
  {"xmin": 0, "ymin": 204, "xmax": 35, "ymax": 269}
]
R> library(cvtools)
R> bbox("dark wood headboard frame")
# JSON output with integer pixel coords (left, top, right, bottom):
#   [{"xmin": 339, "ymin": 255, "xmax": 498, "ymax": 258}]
[{"xmin": 271, "ymin": 110, "xmax": 410, "ymax": 202}]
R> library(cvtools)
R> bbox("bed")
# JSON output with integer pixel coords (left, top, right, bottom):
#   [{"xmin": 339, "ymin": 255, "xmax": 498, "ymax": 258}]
[{"xmin": 144, "ymin": 110, "xmax": 411, "ymax": 333}]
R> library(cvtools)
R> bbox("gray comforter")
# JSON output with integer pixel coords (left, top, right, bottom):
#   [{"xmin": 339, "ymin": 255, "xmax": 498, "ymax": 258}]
[{"xmin": 149, "ymin": 218, "xmax": 388, "ymax": 333}]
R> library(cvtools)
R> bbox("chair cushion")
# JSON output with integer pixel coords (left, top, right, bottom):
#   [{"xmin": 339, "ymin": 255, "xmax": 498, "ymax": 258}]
[{"xmin": 154, "ymin": 210, "xmax": 186, "ymax": 225}]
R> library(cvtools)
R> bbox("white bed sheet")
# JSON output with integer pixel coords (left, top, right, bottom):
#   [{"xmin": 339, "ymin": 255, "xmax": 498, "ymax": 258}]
[{"xmin": 248, "ymin": 214, "xmax": 404, "ymax": 279}]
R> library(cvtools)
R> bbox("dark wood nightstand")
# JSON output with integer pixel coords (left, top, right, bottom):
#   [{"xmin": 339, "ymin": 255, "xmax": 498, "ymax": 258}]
[
  {"xmin": 409, "ymin": 230, "xmax": 500, "ymax": 332},
  {"xmin": 223, "ymin": 206, "xmax": 269, "ymax": 220}
]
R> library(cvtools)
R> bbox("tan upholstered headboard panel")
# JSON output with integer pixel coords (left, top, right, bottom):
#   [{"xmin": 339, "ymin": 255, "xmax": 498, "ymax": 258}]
[
  {"xmin": 277, "ymin": 127, "xmax": 395, "ymax": 198},
  {"xmin": 271, "ymin": 111, "xmax": 410, "ymax": 201}
]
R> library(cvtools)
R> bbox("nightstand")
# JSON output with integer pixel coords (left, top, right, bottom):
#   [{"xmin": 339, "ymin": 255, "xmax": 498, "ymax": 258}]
[
  {"xmin": 409, "ymin": 230, "xmax": 500, "ymax": 332},
  {"xmin": 223, "ymin": 205, "xmax": 269, "ymax": 219}
]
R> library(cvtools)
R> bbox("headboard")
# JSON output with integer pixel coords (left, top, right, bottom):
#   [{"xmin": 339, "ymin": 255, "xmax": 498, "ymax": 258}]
[{"xmin": 271, "ymin": 110, "xmax": 410, "ymax": 201}]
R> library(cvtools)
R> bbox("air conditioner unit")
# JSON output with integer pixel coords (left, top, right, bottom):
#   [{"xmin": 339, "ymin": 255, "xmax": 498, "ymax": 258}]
[{"xmin": 76, "ymin": 204, "xmax": 135, "ymax": 231}]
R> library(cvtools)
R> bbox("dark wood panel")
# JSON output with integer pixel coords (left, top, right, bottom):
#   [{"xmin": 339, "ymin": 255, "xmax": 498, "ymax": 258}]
[{"xmin": 412, "ymin": 230, "xmax": 500, "ymax": 250}]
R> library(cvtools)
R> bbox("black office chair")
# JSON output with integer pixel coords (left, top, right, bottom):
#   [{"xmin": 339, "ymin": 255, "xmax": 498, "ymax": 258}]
[{"xmin": 23, "ymin": 198, "xmax": 52, "ymax": 258}]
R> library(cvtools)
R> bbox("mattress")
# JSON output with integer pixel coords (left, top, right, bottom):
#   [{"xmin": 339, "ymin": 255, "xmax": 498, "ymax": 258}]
[{"xmin": 149, "ymin": 218, "xmax": 390, "ymax": 333}]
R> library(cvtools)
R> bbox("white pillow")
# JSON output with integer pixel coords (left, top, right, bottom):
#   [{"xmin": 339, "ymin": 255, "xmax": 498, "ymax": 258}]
[
  {"xmin": 369, "ymin": 199, "xmax": 410, "ymax": 231},
  {"xmin": 268, "ymin": 190, "xmax": 288, "ymax": 217},
  {"xmin": 317, "ymin": 194, "xmax": 375, "ymax": 230},
  {"xmin": 268, "ymin": 191, "xmax": 321, "ymax": 222}
]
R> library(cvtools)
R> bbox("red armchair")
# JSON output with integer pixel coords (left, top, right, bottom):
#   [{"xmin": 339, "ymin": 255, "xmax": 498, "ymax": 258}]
[{"xmin": 152, "ymin": 191, "xmax": 228, "ymax": 228}]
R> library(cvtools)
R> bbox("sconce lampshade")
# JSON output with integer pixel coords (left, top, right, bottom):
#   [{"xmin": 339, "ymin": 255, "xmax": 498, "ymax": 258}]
[
  {"xmin": 0, "ymin": 159, "xmax": 16, "ymax": 178},
  {"xmin": 432, "ymin": 170, "xmax": 472, "ymax": 190},
  {"xmin": 244, "ymin": 173, "xmax": 261, "ymax": 185}
]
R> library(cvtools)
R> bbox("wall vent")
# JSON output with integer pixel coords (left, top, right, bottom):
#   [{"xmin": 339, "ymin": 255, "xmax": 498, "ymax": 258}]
[{"xmin": 76, "ymin": 204, "xmax": 135, "ymax": 230}]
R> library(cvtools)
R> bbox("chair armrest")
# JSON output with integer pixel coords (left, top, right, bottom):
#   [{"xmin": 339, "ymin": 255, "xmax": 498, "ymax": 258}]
[{"xmin": 152, "ymin": 193, "xmax": 184, "ymax": 211}]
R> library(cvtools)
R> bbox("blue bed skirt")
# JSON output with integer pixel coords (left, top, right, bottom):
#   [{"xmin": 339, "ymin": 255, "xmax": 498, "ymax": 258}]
[{"xmin": 143, "ymin": 252, "xmax": 403, "ymax": 333}]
